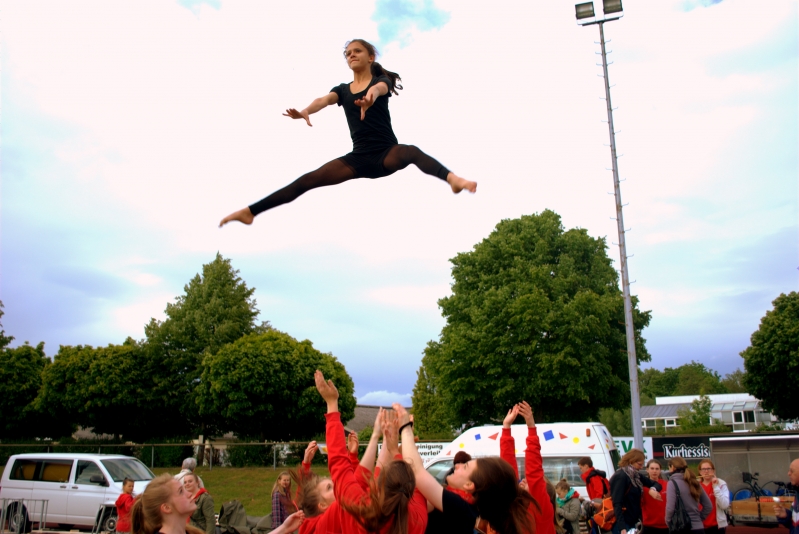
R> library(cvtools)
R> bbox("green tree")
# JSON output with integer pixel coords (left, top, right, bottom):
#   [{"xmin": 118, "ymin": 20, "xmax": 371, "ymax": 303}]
[
  {"xmin": 742, "ymin": 292, "xmax": 799, "ymax": 420},
  {"xmin": 411, "ymin": 360, "xmax": 456, "ymax": 438},
  {"xmin": 640, "ymin": 362, "xmax": 727, "ymax": 398},
  {"xmin": 721, "ymin": 369, "xmax": 747, "ymax": 393},
  {"xmin": 0, "ymin": 301, "xmax": 13, "ymax": 350},
  {"xmin": 36, "ymin": 340, "xmax": 155, "ymax": 440},
  {"xmin": 422, "ymin": 210, "xmax": 651, "ymax": 426},
  {"xmin": 144, "ymin": 254, "xmax": 260, "ymax": 436},
  {"xmin": 677, "ymin": 394, "xmax": 712, "ymax": 429},
  {"xmin": 599, "ymin": 407, "xmax": 632, "ymax": 436},
  {"xmin": 196, "ymin": 330, "xmax": 356, "ymax": 440},
  {"xmin": 0, "ymin": 342, "xmax": 49, "ymax": 439}
]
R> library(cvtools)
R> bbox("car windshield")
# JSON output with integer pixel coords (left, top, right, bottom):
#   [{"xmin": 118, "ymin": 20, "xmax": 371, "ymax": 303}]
[{"xmin": 101, "ymin": 458, "xmax": 155, "ymax": 482}]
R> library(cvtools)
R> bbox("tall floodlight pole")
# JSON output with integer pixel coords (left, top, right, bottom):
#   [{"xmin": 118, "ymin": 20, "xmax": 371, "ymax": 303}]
[{"xmin": 575, "ymin": 0, "xmax": 643, "ymax": 452}]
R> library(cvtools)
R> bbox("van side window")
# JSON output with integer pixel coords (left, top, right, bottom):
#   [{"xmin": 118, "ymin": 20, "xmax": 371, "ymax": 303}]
[
  {"xmin": 76, "ymin": 460, "xmax": 105, "ymax": 485},
  {"xmin": 10, "ymin": 459, "xmax": 38, "ymax": 481},
  {"xmin": 40, "ymin": 460, "xmax": 73, "ymax": 483},
  {"xmin": 541, "ymin": 457, "xmax": 584, "ymax": 487}
]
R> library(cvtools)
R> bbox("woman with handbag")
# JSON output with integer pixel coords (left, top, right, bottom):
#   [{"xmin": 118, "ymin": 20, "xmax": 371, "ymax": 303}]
[{"xmin": 664, "ymin": 457, "xmax": 711, "ymax": 534}]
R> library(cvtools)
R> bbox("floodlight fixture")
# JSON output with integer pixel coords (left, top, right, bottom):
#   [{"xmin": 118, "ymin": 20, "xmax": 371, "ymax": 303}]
[
  {"xmin": 603, "ymin": 0, "xmax": 623, "ymax": 15},
  {"xmin": 575, "ymin": 2, "xmax": 595, "ymax": 20}
]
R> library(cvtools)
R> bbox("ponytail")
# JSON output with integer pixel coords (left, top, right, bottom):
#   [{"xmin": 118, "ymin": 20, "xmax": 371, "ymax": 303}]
[
  {"xmin": 370, "ymin": 62, "xmax": 403, "ymax": 95},
  {"xmin": 339, "ymin": 460, "xmax": 415, "ymax": 534},
  {"xmin": 344, "ymin": 39, "xmax": 404, "ymax": 95},
  {"xmin": 668, "ymin": 457, "xmax": 702, "ymax": 502}
]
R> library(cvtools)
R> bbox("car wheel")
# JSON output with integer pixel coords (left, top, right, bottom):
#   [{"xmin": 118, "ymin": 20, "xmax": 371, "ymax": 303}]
[
  {"xmin": 100, "ymin": 510, "xmax": 118, "ymax": 533},
  {"xmin": 7, "ymin": 502, "xmax": 32, "ymax": 534}
]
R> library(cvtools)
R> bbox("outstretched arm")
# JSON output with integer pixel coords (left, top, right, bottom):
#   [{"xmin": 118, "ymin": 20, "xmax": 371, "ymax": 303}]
[
  {"xmin": 283, "ymin": 92, "xmax": 339, "ymax": 127},
  {"xmin": 354, "ymin": 82, "xmax": 388, "ymax": 120},
  {"xmin": 359, "ymin": 407, "xmax": 384, "ymax": 473},
  {"xmin": 269, "ymin": 511, "xmax": 305, "ymax": 534},
  {"xmin": 394, "ymin": 403, "xmax": 445, "ymax": 511}
]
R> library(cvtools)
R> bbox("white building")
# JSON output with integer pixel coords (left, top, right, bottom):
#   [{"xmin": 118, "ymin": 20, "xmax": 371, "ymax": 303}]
[{"xmin": 639, "ymin": 393, "xmax": 780, "ymax": 433}]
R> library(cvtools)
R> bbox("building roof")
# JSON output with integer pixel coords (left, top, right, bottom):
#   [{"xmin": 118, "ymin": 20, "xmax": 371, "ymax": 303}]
[
  {"xmin": 655, "ymin": 393, "xmax": 757, "ymax": 405},
  {"xmin": 641, "ymin": 404, "xmax": 688, "ymax": 418},
  {"xmin": 344, "ymin": 405, "xmax": 412, "ymax": 433}
]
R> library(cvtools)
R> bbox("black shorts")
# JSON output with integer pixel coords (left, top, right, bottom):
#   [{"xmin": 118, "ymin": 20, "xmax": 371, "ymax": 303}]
[{"xmin": 338, "ymin": 146, "xmax": 398, "ymax": 179}]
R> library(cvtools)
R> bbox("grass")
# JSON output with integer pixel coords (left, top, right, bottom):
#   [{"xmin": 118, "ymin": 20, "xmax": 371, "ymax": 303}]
[{"xmin": 152, "ymin": 466, "xmax": 330, "ymax": 516}]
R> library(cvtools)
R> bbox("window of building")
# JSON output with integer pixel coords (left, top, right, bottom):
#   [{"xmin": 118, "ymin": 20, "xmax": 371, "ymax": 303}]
[{"xmin": 665, "ymin": 419, "xmax": 677, "ymax": 427}]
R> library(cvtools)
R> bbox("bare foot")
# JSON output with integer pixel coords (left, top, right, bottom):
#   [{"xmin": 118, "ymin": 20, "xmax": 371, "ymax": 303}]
[
  {"xmin": 446, "ymin": 173, "xmax": 477, "ymax": 194},
  {"xmin": 219, "ymin": 207, "xmax": 254, "ymax": 227}
]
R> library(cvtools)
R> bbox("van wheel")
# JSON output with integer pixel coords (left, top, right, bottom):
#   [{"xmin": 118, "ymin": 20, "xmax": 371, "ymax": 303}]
[{"xmin": 7, "ymin": 502, "xmax": 32, "ymax": 534}]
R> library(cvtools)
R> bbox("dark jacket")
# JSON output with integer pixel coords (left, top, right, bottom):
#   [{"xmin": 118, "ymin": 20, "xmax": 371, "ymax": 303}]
[
  {"xmin": 609, "ymin": 469, "xmax": 662, "ymax": 531},
  {"xmin": 777, "ymin": 492, "xmax": 799, "ymax": 534},
  {"xmin": 665, "ymin": 472, "xmax": 711, "ymax": 531}
]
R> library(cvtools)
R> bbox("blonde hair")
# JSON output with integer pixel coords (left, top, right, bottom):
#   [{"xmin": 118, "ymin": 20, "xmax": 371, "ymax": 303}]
[
  {"xmin": 271, "ymin": 471, "xmax": 297, "ymax": 515},
  {"xmin": 131, "ymin": 474, "xmax": 204, "ymax": 534}
]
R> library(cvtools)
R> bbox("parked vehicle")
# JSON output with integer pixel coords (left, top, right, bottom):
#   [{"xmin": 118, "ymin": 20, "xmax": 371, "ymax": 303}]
[
  {"xmin": 1, "ymin": 453, "xmax": 154, "ymax": 532},
  {"xmin": 424, "ymin": 422, "xmax": 620, "ymax": 496}
]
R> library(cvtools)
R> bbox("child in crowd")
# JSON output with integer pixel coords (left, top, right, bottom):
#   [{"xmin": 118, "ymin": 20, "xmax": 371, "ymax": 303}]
[
  {"xmin": 115, "ymin": 478, "xmax": 135, "ymax": 534},
  {"xmin": 554, "ymin": 479, "xmax": 581, "ymax": 534}
]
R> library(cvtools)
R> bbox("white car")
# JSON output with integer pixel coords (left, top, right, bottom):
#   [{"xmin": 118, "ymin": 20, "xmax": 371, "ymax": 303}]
[{"xmin": 1, "ymin": 453, "xmax": 154, "ymax": 532}]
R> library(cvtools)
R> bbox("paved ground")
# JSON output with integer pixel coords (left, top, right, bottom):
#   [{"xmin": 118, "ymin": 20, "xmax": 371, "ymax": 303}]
[{"xmin": 729, "ymin": 525, "xmax": 785, "ymax": 534}]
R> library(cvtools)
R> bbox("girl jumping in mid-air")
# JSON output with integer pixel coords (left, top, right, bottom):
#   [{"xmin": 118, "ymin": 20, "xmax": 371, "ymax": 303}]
[{"xmin": 219, "ymin": 39, "xmax": 476, "ymax": 227}]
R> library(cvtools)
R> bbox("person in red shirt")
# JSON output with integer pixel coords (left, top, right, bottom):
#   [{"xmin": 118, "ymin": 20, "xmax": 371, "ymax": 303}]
[
  {"xmin": 314, "ymin": 370, "xmax": 428, "ymax": 534},
  {"xmin": 698, "ymin": 460, "xmax": 730, "ymax": 534},
  {"xmin": 578, "ymin": 458, "xmax": 610, "ymax": 501},
  {"xmin": 115, "ymin": 478, "xmax": 135, "ymax": 534},
  {"xmin": 641, "ymin": 460, "xmax": 669, "ymax": 534}
]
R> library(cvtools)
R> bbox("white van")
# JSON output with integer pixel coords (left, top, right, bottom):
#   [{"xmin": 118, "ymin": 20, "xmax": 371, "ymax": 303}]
[
  {"xmin": 424, "ymin": 422, "xmax": 620, "ymax": 495},
  {"xmin": 0, "ymin": 453, "xmax": 154, "ymax": 532}
]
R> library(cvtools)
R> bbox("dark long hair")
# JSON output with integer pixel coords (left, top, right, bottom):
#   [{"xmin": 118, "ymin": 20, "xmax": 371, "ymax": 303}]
[
  {"xmin": 344, "ymin": 39, "xmax": 403, "ymax": 95},
  {"xmin": 668, "ymin": 457, "xmax": 702, "ymax": 502},
  {"xmin": 471, "ymin": 457, "xmax": 539, "ymax": 534},
  {"xmin": 339, "ymin": 460, "xmax": 415, "ymax": 534}
]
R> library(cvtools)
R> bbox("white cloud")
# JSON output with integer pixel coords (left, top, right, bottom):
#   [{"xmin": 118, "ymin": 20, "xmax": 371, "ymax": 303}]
[
  {"xmin": 358, "ymin": 390, "xmax": 413, "ymax": 406},
  {"xmin": 366, "ymin": 284, "xmax": 450, "ymax": 310}
]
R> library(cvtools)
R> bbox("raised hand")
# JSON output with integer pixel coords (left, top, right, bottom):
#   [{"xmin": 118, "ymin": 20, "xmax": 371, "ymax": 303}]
[
  {"xmin": 304, "ymin": 441, "xmax": 318, "ymax": 464},
  {"xmin": 314, "ymin": 370, "xmax": 339, "ymax": 412},
  {"xmin": 503, "ymin": 405, "xmax": 520, "ymax": 428},
  {"xmin": 382, "ymin": 410, "xmax": 400, "ymax": 457},
  {"xmin": 354, "ymin": 91, "xmax": 375, "ymax": 121},
  {"xmin": 392, "ymin": 403, "xmax": 411, "ymax": 428},
  {"xmin": 373, "ymin": 407, "xmax": 385, "ymax": 437},
  {"xmin": 283, "ymin": 108, "xmax": 312, "ymax": 127},
  {"xmin": 347, "ymin": 432, "xmax": 360, "ymax": 455},
  {"xmin": 518, "ymin": 401, "xmax": 536, "ymax": 427}
]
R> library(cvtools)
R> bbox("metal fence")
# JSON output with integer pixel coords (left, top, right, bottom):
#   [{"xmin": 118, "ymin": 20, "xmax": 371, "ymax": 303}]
[{"xmin": 0, "ymin": 499, "xmax": 48, "ymax": 534}]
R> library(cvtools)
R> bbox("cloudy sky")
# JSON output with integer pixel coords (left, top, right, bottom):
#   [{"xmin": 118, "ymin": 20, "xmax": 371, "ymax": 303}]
[{"xmin": 2, "ymin": 0, "xmax": 796, "ymax": 406}]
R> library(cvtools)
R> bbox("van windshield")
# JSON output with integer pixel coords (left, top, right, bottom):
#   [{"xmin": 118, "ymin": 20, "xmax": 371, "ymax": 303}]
[{"xmin": 101, "ymin": 458, "xmax": 155, "ymax": 482}]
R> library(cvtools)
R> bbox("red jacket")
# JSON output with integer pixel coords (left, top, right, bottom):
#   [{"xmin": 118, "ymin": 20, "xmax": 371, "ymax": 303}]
[
  {"xmin": 115, "ymin": 493, "xmax": 135, "ymax": 533},
  {"xmin": 641, "ymin": 478, "xmax": 668, "ymax": 529},
  {"xmin": 500, "ymin": 427, "xmax": 556, "ymax": 534},
  {"xmin": 316, "ymin": 412, "xmax": 428, "ymax": 534},
  {"xmin": 581, "ymin": 468, "xmax": 610, "ymax": 501}
]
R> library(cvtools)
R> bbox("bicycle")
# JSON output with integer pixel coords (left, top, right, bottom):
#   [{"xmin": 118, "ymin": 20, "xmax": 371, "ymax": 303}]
[{"xmin": 732, "ymin": 472, "xmax": 797, "ymax": 500}]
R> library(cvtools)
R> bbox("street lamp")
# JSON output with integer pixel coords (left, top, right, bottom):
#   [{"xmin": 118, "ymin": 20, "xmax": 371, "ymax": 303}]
[{"xmin": 575, "ymin": 0, "xmax": 645, "ymax": 452}]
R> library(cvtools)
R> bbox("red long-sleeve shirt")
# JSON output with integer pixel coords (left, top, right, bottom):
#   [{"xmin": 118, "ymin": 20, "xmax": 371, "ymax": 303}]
[
  {"xmin": 500, "ymin": 427, "xmax": 556, "ymax": 534},
  {"xmin": 641, "ymin": 478, "xmax": 668, "ymax": 529},
  {"xmin": 316, "ymin": 412, "xmax": 428, "ymax": 534},
  {"xmin": 115, "ymin": 493, "xmax": 135, "ymax": 533}
]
